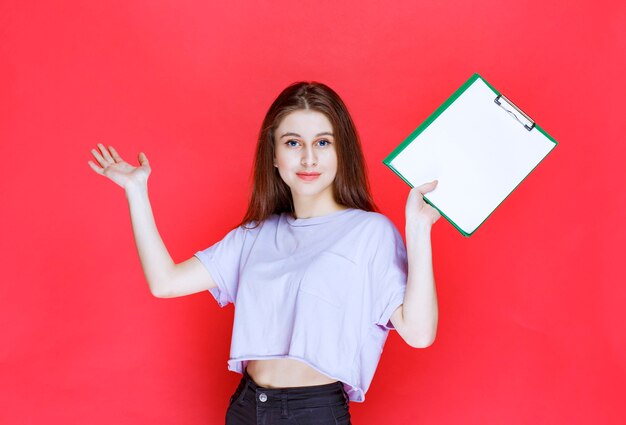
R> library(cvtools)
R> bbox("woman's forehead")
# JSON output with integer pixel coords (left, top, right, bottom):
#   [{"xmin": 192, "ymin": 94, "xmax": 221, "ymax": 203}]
[{"xmin": 275, "ymin": 110, "xmax": 334, "ymax": 139}]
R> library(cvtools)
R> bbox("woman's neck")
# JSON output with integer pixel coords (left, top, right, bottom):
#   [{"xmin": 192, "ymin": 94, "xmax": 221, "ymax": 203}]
[{"xmin": 292, "ymin": 194, "xmax": 346, "ymax": 219}]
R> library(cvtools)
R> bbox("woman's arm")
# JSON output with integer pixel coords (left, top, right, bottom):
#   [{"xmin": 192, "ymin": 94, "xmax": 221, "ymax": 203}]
[
  {"xmin": 390, "ymin": 181, "xmax": 440, "ymax": 348},
  {"xmin": 89, "ymin": 144, "xmax": 216, "ymax": 298}
]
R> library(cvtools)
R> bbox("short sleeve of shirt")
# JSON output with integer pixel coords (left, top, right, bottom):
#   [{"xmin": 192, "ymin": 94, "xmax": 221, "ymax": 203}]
[
  {"xmin": 194, "ymin": 225, "xmax": 249, "ymax": 308},
  {"xmin": 370, "ymin": 218, "xmax": 408, "ymax": 330}
]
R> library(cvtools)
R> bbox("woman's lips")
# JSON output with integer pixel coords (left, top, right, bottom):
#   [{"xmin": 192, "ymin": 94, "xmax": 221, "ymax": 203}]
[{"xmin": 296, "ymin": 172, "xmax": 321, "ymax": 181}]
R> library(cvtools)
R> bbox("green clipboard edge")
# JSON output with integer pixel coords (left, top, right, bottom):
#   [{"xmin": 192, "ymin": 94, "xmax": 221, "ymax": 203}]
[{"xmin": 383, "ymin": 73, "xmax": 558, "ymax": 237}]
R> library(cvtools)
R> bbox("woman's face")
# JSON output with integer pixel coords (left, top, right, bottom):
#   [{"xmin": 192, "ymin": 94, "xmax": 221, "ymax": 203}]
[{"xmin": 273, "ymin": 109, "xmax": 338, "ymax": 206}]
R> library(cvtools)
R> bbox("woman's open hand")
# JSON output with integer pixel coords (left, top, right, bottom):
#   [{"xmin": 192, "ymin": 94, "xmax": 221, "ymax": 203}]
[
  {"xmin": 405, "ymin": 180, "xmax": 441, "ymax": 230},
  {"xmin": 88, "ymin": 143, "xmax": 151, "ymax": 190}
]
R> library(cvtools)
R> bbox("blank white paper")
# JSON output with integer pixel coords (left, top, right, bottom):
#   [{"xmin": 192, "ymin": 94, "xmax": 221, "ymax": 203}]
[{"xmin": 389, "ymin": 78, "xmax": 555, "ymax": 234}]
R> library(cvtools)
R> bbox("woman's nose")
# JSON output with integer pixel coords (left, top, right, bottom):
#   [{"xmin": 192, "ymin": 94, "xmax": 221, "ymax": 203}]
[{"xmin": 301, "ymin": 146, "xmax": 318, "ymax": 166}]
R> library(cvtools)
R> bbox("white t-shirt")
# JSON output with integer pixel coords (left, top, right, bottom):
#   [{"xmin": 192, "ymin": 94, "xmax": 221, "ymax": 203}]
[{"xmin": 195, "ymin": 208, "xmax": 408, "ymax": 402}]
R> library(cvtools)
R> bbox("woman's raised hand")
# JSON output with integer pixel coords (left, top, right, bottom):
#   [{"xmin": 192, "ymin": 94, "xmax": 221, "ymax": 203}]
[
  {"xmin": 88, "ymin": 143, "xmax": 151, "ymax": 190},
  {"xmin": 405, "ymin": 180, "xmax": 442, "ymax": 230}
]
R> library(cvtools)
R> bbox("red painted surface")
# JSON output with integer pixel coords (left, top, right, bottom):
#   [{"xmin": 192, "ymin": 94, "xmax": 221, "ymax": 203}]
[{"xmin": 1, "ymin": 0, "xmax": 624, "ymax": 423}]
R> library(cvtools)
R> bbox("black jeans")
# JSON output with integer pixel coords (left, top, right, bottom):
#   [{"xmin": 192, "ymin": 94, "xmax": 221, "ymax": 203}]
[{"xmin": 225, "ymin": 368, "xmax": 352, "ymax": 424}]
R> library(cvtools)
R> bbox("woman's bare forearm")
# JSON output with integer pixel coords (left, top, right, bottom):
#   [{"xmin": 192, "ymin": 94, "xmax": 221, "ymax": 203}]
[
  {"xmin": 89, "ymin": 145, "xmax": 213, "ymax": 298},
  {"xmin": 125, "ymin": 182, "xmax": 175, "ymax": 296},
  {"xmin": 402, "ymin": 224, "xmax": 438, "ymax": 346},
  {"xmin": 396, "ymin": 182, "xmax": 441, "ymax": 348}
]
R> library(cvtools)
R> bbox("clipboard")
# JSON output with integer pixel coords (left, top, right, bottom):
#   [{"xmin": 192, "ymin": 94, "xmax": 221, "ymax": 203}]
[{"xmin": 383, "ymin": 73, "xmax": 558, "ymax": 237}]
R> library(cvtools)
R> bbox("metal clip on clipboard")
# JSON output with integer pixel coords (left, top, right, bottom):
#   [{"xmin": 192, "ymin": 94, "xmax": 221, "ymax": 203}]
[{"xmin": 494, "ymin": 94, "xmax": 535, "ymax": 131}]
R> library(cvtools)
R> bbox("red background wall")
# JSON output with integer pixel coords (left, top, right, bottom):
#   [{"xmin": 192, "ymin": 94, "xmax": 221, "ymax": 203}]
[{"xmin": 1, "ymin": 0, "xmax": 625, "ymax": 423}]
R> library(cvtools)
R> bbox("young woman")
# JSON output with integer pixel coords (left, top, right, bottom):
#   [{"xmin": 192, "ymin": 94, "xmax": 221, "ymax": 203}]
[{"xmin": 88, "ymin": 82, "xmax": 440, "ymax": 425}]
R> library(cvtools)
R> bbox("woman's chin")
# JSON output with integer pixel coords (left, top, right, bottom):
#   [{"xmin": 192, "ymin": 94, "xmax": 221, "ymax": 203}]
[{"xmin": 289, "ymin": 185, "xmax": 334, "ymax": 201}]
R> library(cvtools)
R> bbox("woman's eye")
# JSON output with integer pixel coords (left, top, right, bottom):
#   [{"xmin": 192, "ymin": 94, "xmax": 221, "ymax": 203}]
[
  {"xmin": 317, "ymin": 139, "xmax": 331, "ymax": 147},
  {"xmin": 286, "ymin": 140, "xmax": 299, "ymax": 147}
]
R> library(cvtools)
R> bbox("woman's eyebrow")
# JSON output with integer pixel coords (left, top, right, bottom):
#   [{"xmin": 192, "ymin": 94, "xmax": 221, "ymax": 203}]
[{"xmin": 280, "ymin": 132, "xmax": 334, "ymax": 138}]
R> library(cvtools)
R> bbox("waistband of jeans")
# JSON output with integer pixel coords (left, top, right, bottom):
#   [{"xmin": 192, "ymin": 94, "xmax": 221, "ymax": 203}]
[{"xmin": 237, "ymin": 367, "xmax": 348, "ymax": 408}]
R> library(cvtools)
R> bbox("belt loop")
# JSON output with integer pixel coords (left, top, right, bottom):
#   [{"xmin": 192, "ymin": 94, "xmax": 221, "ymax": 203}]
[
  {"xmin": 236, "ymin": 377, "xmax": 249, "ymax": 405},
  {"xmin": 280, "ymin": 392, "xmax": 288, "ymax": 418},
  {"xmin": 340, "ymin": 384, "xmax": 349, "ymax": 407}
]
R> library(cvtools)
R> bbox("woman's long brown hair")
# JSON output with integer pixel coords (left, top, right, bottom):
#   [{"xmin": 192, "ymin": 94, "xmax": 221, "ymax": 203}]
[{"xmin": 239, "ymin": 82, "xmax": 376, "ymax": 227}]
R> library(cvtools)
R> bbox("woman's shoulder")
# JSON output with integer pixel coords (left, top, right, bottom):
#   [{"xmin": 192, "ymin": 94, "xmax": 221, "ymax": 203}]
[
  {"xmin": 349, "ymin": 209, "xmax": 399, "ymax": 231},
  {"xmin": 340, "ymin": 210, "xmax": 405, "ymax": 259},
  {"xmin": 237, "ymin": 213, "xmax": 284, "ymax": 232}
]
